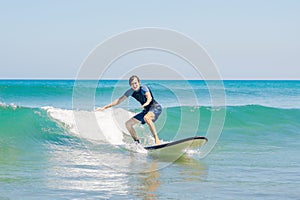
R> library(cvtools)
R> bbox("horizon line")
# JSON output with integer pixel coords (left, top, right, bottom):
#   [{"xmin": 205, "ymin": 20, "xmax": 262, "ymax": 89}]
[{"xmin": 0, "ymin": 78, "xmax": 299, "ymax": 81}]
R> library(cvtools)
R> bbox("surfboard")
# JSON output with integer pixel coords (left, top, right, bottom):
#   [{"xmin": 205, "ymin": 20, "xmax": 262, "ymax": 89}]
[{"xmin": 144, "ymin": 136, "xmax": 207, "ymax": 155}]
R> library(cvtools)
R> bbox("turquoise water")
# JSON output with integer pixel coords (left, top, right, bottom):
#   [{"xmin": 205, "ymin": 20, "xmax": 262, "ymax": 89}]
[{"xmin": 0, "ymin": 80, "xmax": 299, "ymax": 199}]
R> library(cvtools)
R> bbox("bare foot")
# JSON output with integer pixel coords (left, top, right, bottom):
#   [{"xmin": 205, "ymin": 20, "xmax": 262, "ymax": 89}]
[{"xmin": 155, "ymin": 139, "xmax": 160, "ymax": 145}]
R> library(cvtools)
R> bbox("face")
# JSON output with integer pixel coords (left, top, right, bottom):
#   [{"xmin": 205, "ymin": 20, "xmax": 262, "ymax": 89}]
[{"xmin": 130, "ymin": 77, "xmax": 140, "ymax": 91}]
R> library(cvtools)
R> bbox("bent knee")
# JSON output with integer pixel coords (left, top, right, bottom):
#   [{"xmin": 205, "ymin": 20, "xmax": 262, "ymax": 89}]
[
  {"xmin": 126, "ymin": 118, "xmax": 138, "ymax": 128},
  {"xmin": 144, "ymin": 115, "xmax": 153, "ymax": 123},
  {"xmin": 125, "ymin": 120, "xmax": 132, "ymax": 128}
]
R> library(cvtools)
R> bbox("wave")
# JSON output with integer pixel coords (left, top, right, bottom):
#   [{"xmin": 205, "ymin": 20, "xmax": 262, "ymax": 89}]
[
  {"xmin": 224, "ymin": 105, "xmax": 300, "ymax": 132},
  {"xmin": 0, "ymin": 105, "xmax": 75, "ymax": 151},
  {"xmin": 1, "ymin": 104, "xmax": 299, "ymax": 147},
  {"xmin": 43, "ymin": 107, "xmax": 134, "ymax": 145}
]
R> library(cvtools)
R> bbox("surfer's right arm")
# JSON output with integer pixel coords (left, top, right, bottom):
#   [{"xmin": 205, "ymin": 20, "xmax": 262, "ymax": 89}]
[{"xmin": 95, "ymin": 95, "xmax": 127, "ymax": 111}]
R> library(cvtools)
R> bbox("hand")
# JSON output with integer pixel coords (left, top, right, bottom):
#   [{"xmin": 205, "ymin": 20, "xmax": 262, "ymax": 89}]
[{"xmin": 95, "ymin": 107, "xmax": 105, "ymax": 112}]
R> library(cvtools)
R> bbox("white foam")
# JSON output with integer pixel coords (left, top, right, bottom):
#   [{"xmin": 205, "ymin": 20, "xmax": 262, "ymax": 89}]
[
  {"xmin": 124, "ymin": 143, "xmax": 148, "ymax": 154},
  {"xmin": 0, "ymin": 102, "xmax": 17, "ymax": 109},
  {"xmin": 43, "ymin": 107, "xmax": 135, "ymax": 145},
  {"xmin": 0, "ymin": 101, "xmax": 6, "ymax": 107}
]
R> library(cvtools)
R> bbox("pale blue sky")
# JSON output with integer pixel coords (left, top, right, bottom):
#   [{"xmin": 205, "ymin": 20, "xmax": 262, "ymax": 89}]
[{"xmin": 0, "ymin": 0, "xmax": 299, "ymax": 79}]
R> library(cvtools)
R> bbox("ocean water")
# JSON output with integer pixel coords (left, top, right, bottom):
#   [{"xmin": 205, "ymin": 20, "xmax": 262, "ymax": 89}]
[{"xmin": 0, "ymin": 80, "xmax": 299, "ymax": 199}]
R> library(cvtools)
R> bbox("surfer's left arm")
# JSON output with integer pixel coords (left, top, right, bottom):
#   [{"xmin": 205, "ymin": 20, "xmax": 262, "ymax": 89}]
[{"xmin": 142, "ymin": 92, "xmax": 152, "ymax": 108}]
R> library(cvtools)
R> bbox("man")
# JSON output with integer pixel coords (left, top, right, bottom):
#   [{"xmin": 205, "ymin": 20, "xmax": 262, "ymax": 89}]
[{"xmin": 95, "ymin": 75, "xmax": 162, "ymax": 145}]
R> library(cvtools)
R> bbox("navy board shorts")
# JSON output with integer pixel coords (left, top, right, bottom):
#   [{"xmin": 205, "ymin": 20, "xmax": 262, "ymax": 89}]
[{"xmin": 134, "ymin": 103, "xmax": 162, "ymax": 124}]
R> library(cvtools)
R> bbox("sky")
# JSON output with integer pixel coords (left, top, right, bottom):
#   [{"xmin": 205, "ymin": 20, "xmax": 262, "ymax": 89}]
[{"xmin": 0, "ymin": 0, "xmax": 299, "ymax": 80}]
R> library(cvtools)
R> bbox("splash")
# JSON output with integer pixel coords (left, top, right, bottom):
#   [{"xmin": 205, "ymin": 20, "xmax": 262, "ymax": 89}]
[{"xmin": 43, "ymin": 107, "xmax": 135, "ymax": 145}]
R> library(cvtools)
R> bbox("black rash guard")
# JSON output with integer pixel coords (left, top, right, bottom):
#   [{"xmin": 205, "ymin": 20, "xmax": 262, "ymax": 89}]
[{"xmin": 124, "ymin": 85, "xmax": 158, "ymax": 111}]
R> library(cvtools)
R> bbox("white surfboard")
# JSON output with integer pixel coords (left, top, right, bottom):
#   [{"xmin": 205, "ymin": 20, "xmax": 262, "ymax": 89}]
[{"xmin": 144, "ymin": 136, "xmax": 207, "ymax": 155}]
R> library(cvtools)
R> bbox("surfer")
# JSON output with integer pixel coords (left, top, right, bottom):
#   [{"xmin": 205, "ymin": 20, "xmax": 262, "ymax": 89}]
[{"xmin": 95, "ymin": 75, "xmax": 162, "ymax": 145}]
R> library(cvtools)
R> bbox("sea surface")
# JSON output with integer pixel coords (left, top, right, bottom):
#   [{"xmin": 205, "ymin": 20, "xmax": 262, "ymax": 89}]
[{"xmin": 0, "ymin": 80, "xmax": 299, "ymax": 199}]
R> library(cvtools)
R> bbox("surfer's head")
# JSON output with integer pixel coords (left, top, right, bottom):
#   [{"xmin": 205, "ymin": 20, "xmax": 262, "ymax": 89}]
[{"xmin": 129, "ymin": 75, "xmax": 140, "ymax": 91}]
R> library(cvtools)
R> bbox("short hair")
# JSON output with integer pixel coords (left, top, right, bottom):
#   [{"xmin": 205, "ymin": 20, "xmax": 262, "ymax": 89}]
[{"xmin": 129, "ymin": 75, "xmax": 140, "ymax": 85}]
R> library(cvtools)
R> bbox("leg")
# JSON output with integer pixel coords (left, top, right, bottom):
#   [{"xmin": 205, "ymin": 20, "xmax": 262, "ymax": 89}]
[
  {"xmin": 125, "ymin": 118, "xmax": 140, "ymax": 142},
  {"xmin": 144, "ymin": 112, "xmax": 160, "ymax": 145}
]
